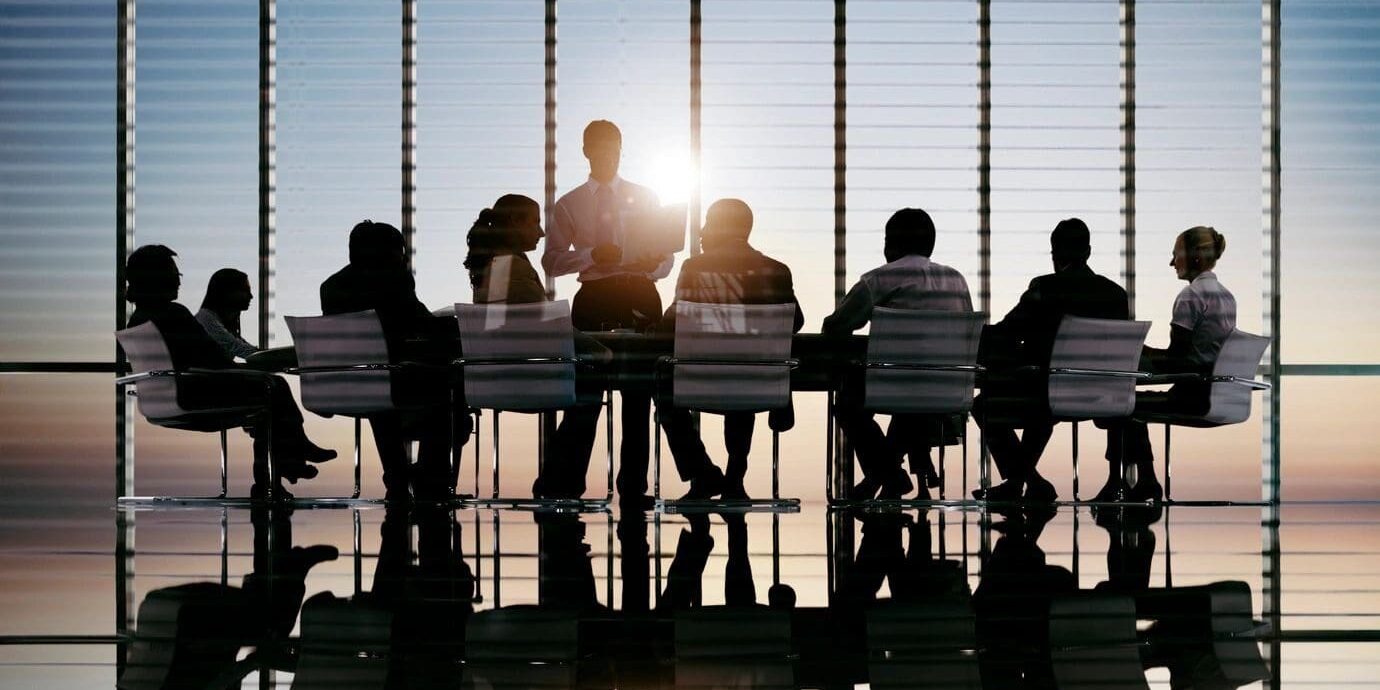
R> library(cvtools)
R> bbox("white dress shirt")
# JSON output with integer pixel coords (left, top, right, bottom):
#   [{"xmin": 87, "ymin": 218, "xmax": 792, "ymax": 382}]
[
  {"xmin": 1171, "ymin": 270, "xmax": 1236, "ymax": 367},
  {"xmin": 823, "ymin": 254, "xmax": 974, "ymax": 333},
  {"xmin": 542, "ymin": 175, "xmax": 672, "ymax": 282}
]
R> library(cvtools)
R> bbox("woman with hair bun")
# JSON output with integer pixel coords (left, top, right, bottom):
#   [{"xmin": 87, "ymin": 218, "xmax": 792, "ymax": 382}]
[{"xmin": 1097, "ymin": 226, "xmax": 1237, "ymax": 503}]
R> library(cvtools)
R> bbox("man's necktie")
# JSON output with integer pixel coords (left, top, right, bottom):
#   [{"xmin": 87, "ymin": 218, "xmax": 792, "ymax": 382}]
[{"xmin": 593, "ymin": 184, "xmax": 618, "ymax": 248}]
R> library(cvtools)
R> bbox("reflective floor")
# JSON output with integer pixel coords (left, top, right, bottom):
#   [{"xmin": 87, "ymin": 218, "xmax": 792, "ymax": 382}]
[{"xmin": 2, "ymin": 502, "xmax": 1378, "ymax": 688}]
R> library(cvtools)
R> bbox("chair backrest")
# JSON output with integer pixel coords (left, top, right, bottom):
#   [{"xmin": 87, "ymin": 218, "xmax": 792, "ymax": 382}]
[
  {"xmin": 1204, "ymin": 330, "xmax": 1270, "ymax": 425},
  {"xmin": 465, "ymin": 606, "xmax": 580, "ymax": 689},
  {"xmin": 864, "ymin": 309, "xmax": 986, "ymax": 414},
  {"xmin": 292, "ymin": 592, "xmax": 392, "ymax": 689},
  {"xmin": 672, "ymin": 301, "xmax": 796, "ymax": 412},
  {"xmin": 866, "ymin": 601, "xmax": 981, "ymax": 690},
  {"xmin": 1048, "ymin": 316, "xmax": 1151, "ymax": 419},
  {"xmin": 116, "ymin": 322, "xmax": 184, "ymax": 420},
  {"xmin": 674, "ymin": 607, "xmax": 794, "ymax": 689},
  {"xmin": 286, "ymin": 310, "xmax": 396, "ymax": 417},
  {"xmin": 1048, "ymin": 593, "xmax": 1151, "ymax": 690},
  {"xmin": 456, "ymin": 301, "xmax": 576, "ymax": 412}
]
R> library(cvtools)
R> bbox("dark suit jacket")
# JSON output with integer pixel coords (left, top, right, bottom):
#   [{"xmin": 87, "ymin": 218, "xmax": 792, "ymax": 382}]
[
  {"xmin": 984, "ymin": 264, "xmax": 1130, "ymax": 368},
  {"xmin": 658, "ymin": 239, "xmax": 805, "ymax": 334},
  {"xmin": 128, "ymin": 301, "xmax": 235, "ymax": 371}
]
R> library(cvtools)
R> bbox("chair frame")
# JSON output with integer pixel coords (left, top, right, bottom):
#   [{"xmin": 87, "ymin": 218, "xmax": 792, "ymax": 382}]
[
  {"xmin": 115, "ymin": 367, "xmax": 282, "ymax": 504},
  {"xmin": 653, "ymin": 356, "xmax": 802, "ymax": 511},
  {"xmin": 453, "ymin": 356, "xmax": 615, "ymax": 510}
]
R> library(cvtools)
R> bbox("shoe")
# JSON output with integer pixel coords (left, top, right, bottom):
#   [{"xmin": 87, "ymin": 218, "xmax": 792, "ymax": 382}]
[
  {"xmin": 280, "ymin": 463, "xmax": 318, "ymax": 484},
  {"xmin": 251, "ymin": 483, "xmax": 293, "ymax": 502},
  {"xmin": 1090, "ymin": 479, "xmax": 1124, "ymax": 504},
  {"xmin": 679, "ymin": 470, "xmax": 727, "ymax": 502},
  {"xmin": 878, "ymin": 471, "xmax": 915, "ymax": 501},
  {"xmin": 619, "ymin": 493, "xmax": 656, "ymax": 512},
  {"xmin": 849, "ymin": 477, "xmax": 881, "ymax": 501},
  {"xmin": 303, "ymin": 441, "xmax": 337, "ymax": 464},
  {"xmin": 720, "ymin": 481, "xmax": 751, "ymax": 502},
  {"xmin": 1024, "ymin": 476, "xmax": 1058, "ymax": 503},
  {"xmin": 1124, "ymin": 473, "xmax": 1164, "ymax": 503},
  {"xmin": 973, "ymin": 480, "xmax": 1023, "ymax": 502}
]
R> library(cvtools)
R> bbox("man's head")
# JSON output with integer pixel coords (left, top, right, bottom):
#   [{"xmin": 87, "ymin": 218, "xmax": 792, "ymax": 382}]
[
  {"xmin": 1049, "ymin": 218, "xmax": 1092, "ymax": 271},
  {"xmin": 700, "ymin": 198, "xmax": 753, "ymax": 251},
  {"xmin": 582, "ymin": 120, "xmax": 622, "ymax": 184},
  {"xmin": 348, "ymin": 220, "xmax": 407, "ymax": 269},
  {"xmin": 883, "ymin": 207, "xmax": 937, "ymax": 262},
  {"xmin": 125, "ymin": 244, "xmax": 181, "ymax": 304}
]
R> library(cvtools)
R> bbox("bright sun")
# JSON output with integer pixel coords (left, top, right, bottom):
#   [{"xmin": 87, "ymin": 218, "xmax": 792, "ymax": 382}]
[{"xmin": 646, "ymin": 151, "xmax": 695, "ymax": 205}]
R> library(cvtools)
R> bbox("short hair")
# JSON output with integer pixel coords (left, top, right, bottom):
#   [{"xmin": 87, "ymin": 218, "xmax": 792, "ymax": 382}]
[
  {"xmin": 1050, "ymin": 217, "xmax": 1092, "ymax": 263},
  {"xmin": 583, "ymin": 120, "xmax": 622, "ymax": 149},
  {"xmin": 703, "ymin": 198, "xmax": 753, "ymax": 241},
  {"xmin": 124, "ymin": 244, "xmax": 179, "ymax": 303},
  {"xmin": 884, "ymin": 208, "xmax": 937, "ymax": 257},
  {"xmin": 348, "ymin": 219, "xmax": 405, "ymax": 266},
  {"xmin": 1179, "ymin": 225, "xmax": 1226, "ymax": 271}
]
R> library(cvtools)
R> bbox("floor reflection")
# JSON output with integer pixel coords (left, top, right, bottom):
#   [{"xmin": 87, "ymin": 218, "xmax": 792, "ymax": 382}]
[{"xmin": 96, "ymin": 504, "xmax": 1287, "ymax": 689}]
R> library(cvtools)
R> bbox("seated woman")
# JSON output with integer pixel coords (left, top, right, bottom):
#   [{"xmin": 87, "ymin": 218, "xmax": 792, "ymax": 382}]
[
  {"xmin": 195, "ymin": 268, "xmax": 296, "ymax": 370},
  {"xmin": 1098, "ymin": 226, "xmax": 1234, "ymax": 502},
  {"xmin": 462, "ymin": 194, "xmax": 610, "ymax": 500},
  {"xmin": 124, "ymin": 245, "xmax": 334, "ymax": 499}
]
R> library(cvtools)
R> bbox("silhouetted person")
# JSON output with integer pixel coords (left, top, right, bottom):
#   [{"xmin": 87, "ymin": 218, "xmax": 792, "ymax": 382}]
[
  {"xmin": 116, "ymin": 506, "xmax": 336, "ymax": 690},
  {"xmin": 543, "ymin": 120, "xmax": 670, "ymax": 510},
  {"xmin": 462, "ymin": 194, "xmax": 614, "ymax": 500},
  {"xmin": 657, "ymin": 198, "xmax": 804, "ymax": 501},
  {"xmin": 320, "ymin": 220, "xmax": 464, "ymax": 502},
  {"xmin": 194, "ymin": 268, "xmax": 260, "ymax": 361},
  {"xmin": 844, "ymin": 510, "xmax": 969, "ymax": 607},
  {"xmin": 536, "ymin": 512, "xmax": 602, "ymax": 610},
  {"xmin": 1098, "ymin": 227, "xmax": 1235, "ymax": 502},
  {"xmin": 823, "ymin": 208, "xmax": 974, "ymax": 500},
  {"xmin": 973, "ymin": 219, "xmax": 1129, "ymax": 503},
  {"xmin": 124, "ymin": 245, "xmax": 330, "ymax": 498}
]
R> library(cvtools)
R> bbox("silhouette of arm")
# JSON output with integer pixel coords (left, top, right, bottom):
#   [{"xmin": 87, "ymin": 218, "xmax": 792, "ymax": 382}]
[
  {"xmin": 542, "ymin": 199, "xmax": 593, "ymax": 277},
  {"xmin": 779, "ymin": 265, "xmax": 805, "ymax": 333},
  {"xmin": 195, "ymin": 309, "xmax": 259, "ymax": 360},
  {"xmin": 822, "ymin": 279, "xmax": 874, "ymax": 335}
]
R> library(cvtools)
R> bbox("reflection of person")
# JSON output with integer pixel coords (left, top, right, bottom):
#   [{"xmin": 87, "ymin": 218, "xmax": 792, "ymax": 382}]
[
  {"xmin": 320, "ymin": 220, "xmax": 466, "ymax": 502},
  {"xmin": 1098, "ymin": 227, "xmax": 1235, "ymax": 502},
  {"xmin": 823, "ymin": 208, "xmax": 973, "ymax": 501},
  {"xmin": 973, "ymin": 219, "xmax": 1129, "ymax": 503},
  {"xmin": 124, "ymin": 245, "xmax": 330, "ymax": 498},
  {"xmin": 542, "ymin": 120, "xmax": 670, "ymax": 509},
  {"xmin": 657, "ymin": 198, "xmax": 804, "ymax": 501},
  {"xmin": 844, "ymin": 510, "xmax": 969, "ymax": 606}
]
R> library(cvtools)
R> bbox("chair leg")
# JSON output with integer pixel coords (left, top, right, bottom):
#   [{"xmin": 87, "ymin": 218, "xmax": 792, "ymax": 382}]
[
  {"xmin": 938, "ymin": 418, "xmax": 947, "ymax": 501},
  {"xmin": 1163, "ymin": 423, "xmax": 1172, "ymax": 502},
  {"xmin": 491, "ymin": 411, "xmax": 501, "ymax": 501},
  {"xmin": 218, "ymin": 430, "xmax": 229, "ymax": 499},
  {"xmin": 653, "ymin": 406, "xmax": 662, "ymax": 505},
  {"xmin": 961, "ymin": 423, "xmax": 969, "ymax": 501},
  {"xmin": 473, "ymin": 411, "xmax": 481, "ymax": 497},
  {"xmin": 1071, "ymin": 421, "xmax": 1080, "ymax": 501},
  {"xmin": 825, "ymin": 390, "xmax": 836, "ymax": 502},
  {"xmin": 605, "ymin": 389, "xmax": 616, "ymax": 503},
  {"xmin": 772, "ymin": 429, "xmax": 781, "ymax": 501},
  {"xmin": 352, "ymin": 417, "xmax": 362, "ymax": 500}
]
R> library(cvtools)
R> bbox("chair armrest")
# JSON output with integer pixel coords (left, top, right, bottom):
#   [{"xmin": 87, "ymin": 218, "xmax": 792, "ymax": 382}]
[
  {"xmin": 287, "ymin": 362, "xmax": 446, "ymax": 375},
  {"xmin": 1048, "ymin": 367, "xmax": 1151, "ymax": 380},
  {"xmin": 117, "ymin": 368, "xmax": 276, "ymax": 386},
  {"xmin": 452, "ymin": 356, "xmax": 583, "ymax": 367},
  {"xmin": 1210, "ymin": 375, "xmax": 1271, "ymax": 390},
  {"xmin": 1140, "ymin": 372, "xmax": 1205, "ymax": 385},
  {"xmin": 862, "ymin": 362, "xmax": 985, "ymax": 373},
  {"xmin": 114, "ymin": 370, "xmax": 176, "ymax": 386},
  {"xmin": 656, "ymin": 356, "xmax": 801, "ymax": 369}
]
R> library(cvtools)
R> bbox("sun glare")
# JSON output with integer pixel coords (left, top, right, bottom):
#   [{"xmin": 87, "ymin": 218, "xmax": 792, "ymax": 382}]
[{"xmin": 646, "ymin": 151, "xmax": 695, "ymax": 205}]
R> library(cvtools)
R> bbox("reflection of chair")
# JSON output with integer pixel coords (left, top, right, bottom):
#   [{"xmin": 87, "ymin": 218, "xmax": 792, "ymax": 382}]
[
  {"xmin": 116, "ymin": 322, "xmax": 278, "ymax": 501},
  {"xmin": 654, "ymin": 301, "xmax": 799, "ymax": 508},
  {"xmin": 828, "ymin": 309, "xmax": 986, "ymax": 503},
  {"xmin": 866, "ymin": 601, "xmax": 981, "ymax": 689},
  {"xmin": 1048, "ymin": 593, "xmax": 1150, "ymax": 690},
  {"xmin": 1134, "ymin": 330, "xmax": 1271, "ymax": 501},
  {"xmin": 1047, "ymin": 316, "xmax": 1152, "ymax": 501},
  {"xmin": 674, "ymin": 606, "xmax": 794, "ymax": 689},
  {"xmin": 292, "ymin": 592, "xmax": 392, "ymax": 689},
  {"xmin": 455, "ymin": 300, "xmax": 612, "ymax": 506},
  {"xmin": 464, "ymin": 606, "xmax": 581, "ymax": 689},
  {"xmin": 287, "ymin": 309, "xmax": 453, "ymax": 499},
  {"xmin": 117, "ymin": 583, "xmax": 249, "ymax": 690}
]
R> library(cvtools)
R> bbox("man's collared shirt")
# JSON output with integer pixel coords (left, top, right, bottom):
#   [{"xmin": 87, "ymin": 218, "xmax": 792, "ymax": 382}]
[
  {"xmin": 542, "ymin": 174, "xmax": 671, "ymax": 283},
  {"xmin": 823, "ymin": 254, "xmax": 973, "ymax": 334}
]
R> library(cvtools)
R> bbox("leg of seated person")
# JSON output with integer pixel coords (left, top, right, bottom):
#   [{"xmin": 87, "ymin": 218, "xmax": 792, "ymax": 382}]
[
  {"xmin": 659, "ymin": 404, "xmax": 724, "ymax": 499},
  {"xmin": 1020, "ymin": 422, "xmax": 1058, "ymax": 501},
  {"xmin": 973, "ymin": 416, "xmax": 1027, "ymax": 500},
  {"xmin": 411, "ymin": 409, "xmax": 454, "ymax": 500},
  {"xmin": 368, "ymin": 414, "xmax": 412, "ymax": 500},
  {"xmin": 723, "ymin": 411, "xmax": 755, "ymax": 499},
  {"xmin": 537, "ymin": 404, "xmax": 602, "ymax": 498},
  {"xmin": 617, "ymin": 390, "xmax": 653, "ymax": 498}
]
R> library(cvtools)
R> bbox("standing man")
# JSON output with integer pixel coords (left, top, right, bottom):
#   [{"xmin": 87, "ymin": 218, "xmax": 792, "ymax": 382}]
[
  {"xmin": 823, "ymin": 208, "xmax": 974, "ymax": 501},
  {"xmin": 542, "ymin": 120, "xmax": 670, "ymax": 510}
]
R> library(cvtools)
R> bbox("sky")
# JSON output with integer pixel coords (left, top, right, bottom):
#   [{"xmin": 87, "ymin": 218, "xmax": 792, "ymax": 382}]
[{"xmin": 1, "ymin": 0, "xmax": 1379, "ymax": 504}]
